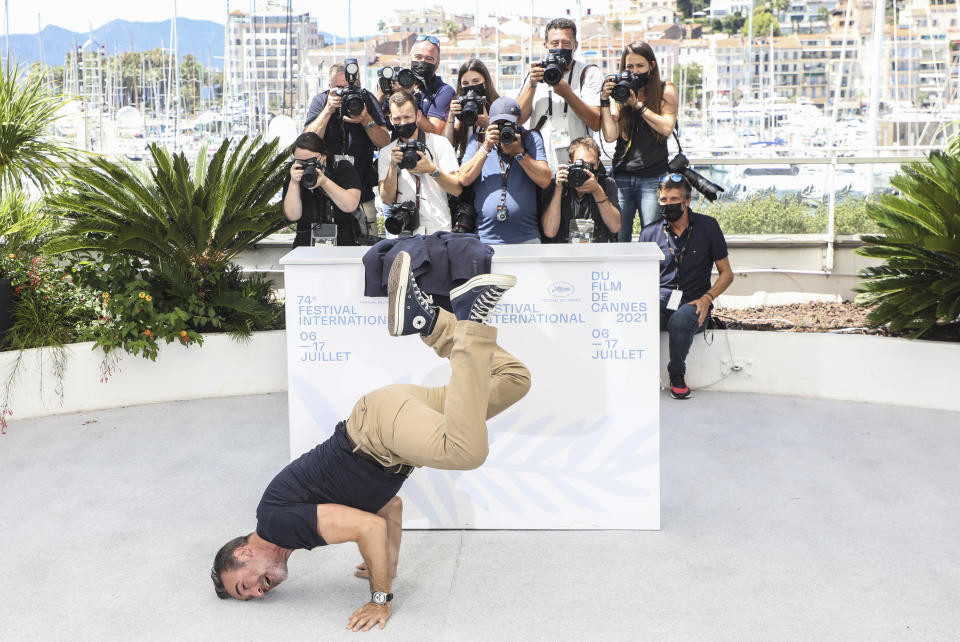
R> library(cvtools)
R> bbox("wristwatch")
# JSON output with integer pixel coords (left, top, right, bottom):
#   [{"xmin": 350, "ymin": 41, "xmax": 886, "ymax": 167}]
[
  {"xmin": 514, "ymin": 152, "xmax": 527, "ymax": 163},
  {"xmin": 430, "ymin": 167, "xmax": 441, "ymax": 179},
  {"xmin": 364, "ymin": 121, "xmax": 376, "ymax": 130},
  {"xmin": 372, "ymin": 591, "xmax": 394, "ymax": 605}
]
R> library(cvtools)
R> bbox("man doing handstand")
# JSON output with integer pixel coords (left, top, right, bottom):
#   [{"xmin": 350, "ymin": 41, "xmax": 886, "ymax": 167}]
[{"xmin": 210, "ymin": 251, "xmax": 530, "ymax": 631}]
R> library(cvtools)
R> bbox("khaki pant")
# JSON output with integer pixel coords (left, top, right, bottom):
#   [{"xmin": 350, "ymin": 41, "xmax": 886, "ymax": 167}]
[{"xmin": 346, "ymin": 309, "xmax": 531, "ymax": 470}]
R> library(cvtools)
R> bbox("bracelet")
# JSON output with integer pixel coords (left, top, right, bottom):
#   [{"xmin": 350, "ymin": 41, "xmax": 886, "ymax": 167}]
[
  {"xmin": 600, "ymin": 99, "xmax": 610, "ymax": 107},
  {"xmin": 638, "ymin": 104, "xmax": 647, "ymax": 115},
  {"xmin": 595, "ymin": 198, "xmax": 609, "ymax": 205},
  {"xmin": 704, "ymin": 292, "xmax": 714, "ymax": 301}
]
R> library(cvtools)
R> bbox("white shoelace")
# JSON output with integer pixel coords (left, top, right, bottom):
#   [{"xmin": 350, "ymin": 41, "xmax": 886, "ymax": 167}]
[{"xmin": 469, "ymin": 286, "xmax": 507, "ymax": 323}]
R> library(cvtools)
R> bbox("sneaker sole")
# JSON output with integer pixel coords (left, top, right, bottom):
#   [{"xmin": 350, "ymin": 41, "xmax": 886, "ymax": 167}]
[
  {"xmin": 387, "ymin": 252, "xmax": 411, "ymax": 337},
  {"xmin": 670, "ymin": 390, "xmax": 692, "ymax": 400},
  {"xmin": 449, "ymin": 273, "xmax": 518, "ymax": 300}
]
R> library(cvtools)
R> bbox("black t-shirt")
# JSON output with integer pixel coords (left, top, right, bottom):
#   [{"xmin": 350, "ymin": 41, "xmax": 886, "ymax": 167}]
[
  {"xmin": 304, "ymin": 89, "xmax": 386, "ymax": 202},
  {"xmin": 541, "ymin": 175, "xmax": 621, "ymax": 243},
  {"xmin": 256, "ymin": 422, "xmax": 407, "ymax": 551},
  {"xmin": 637, "ymin": 211, "xmax": 728, "ymax": 303},
  {"xmin": 282, "ymin": 160, "xmax": 362, "ymax": 247}
]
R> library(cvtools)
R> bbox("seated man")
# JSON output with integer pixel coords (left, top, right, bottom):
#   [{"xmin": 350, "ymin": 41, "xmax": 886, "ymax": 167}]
[
  {"xmin": 458, "ymin": 97, "xmax": 552, "ymax": 244},
  {"xmin": 542, "ymin": 136, "xmax": 621, "ymax": 243},
  {"xmin": 638, "ymin": 174, "xmax": 734, "ymax": 399},
  {"xmin": 211, "ymin": 252, "xmax": 530, "ymax": 632}
]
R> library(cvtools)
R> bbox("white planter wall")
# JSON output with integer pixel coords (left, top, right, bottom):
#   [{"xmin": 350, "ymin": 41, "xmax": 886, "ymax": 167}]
[
  {"xmin": 5, "ymin": 329, "xmax": 956, "ymax": 423},
  {"xmin": 671, "ymin": 331, "xmax": 959, "ymax": 413},
  {"xmin": 4, "ymin": 331, "xmax": 287, "ymax": 422}
]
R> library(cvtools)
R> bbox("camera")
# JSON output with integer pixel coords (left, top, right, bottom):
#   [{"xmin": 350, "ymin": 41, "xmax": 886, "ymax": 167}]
[
  {"xmin": 385, "ymin": 200, "xmax": 420, "ymax": 235},
  {"xmin": 538, "ymin": 52, "xmax": 569, "ymax": 86},
  {"xmin": 297, "ymin": 157, "xmax": 320, "ymax": 189},
  {"xmin": 378, "ymin": 65, "xmax": 415, "ymax": 93},
  {"xmin": 336, "ymin": 58, "xmax": 365, "ymax": 118},
  {"xmin": 397, "ymin": 140, "xmax": 429, "ymax": 171},
  {"xmin": 565, "ymin": 159, "xmax": 593, "ymax": 188},
  {"xmin": 607, "ymin": 71, "xmax": 641, "ymax": 104},
  {"xmin": 569, "ymin": 218, "xmax": 595, "ymax": 243},
  {"xmin": 457, "ymin": 89, "xmax": 484, "ymax": 127},
  {"xmin": 450, "ymin": 190, "xmax": 478, "ymax": 233},
  {"xmin": 668, "ymin": 152, "xmax": 726, "ymax": 202},
  {"xmin": 498, "ymin": 121, "xmax": 518, "ymax": 145}
]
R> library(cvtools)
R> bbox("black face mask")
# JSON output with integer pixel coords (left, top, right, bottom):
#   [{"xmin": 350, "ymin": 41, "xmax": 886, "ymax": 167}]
[
  {"xmin": 549, "ymin": 48, "xmax": 574, "ymax": 69},
  {"xmin": 465, "ymin": 84, "xmax": 486, "ymax": 97},
  {"xmin": 660, "ymin": 202, "xmax": 685, "ymax": 222},
  {"xmin": 410, "ymin": 60, "xmax": 437, "ymax": 81},
  {"xmin": 393, "ymin": 122, "xmax": 417, "ymax": 140},
  {"xmin": 634, "ymin": 71, "xmax": 650, "ymax": 88}
]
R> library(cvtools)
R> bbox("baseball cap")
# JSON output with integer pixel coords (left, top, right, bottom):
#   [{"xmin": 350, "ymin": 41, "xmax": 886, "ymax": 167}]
[{"xmin": 489, "ymin": 97, "xmax": 522, "ymax": 124}]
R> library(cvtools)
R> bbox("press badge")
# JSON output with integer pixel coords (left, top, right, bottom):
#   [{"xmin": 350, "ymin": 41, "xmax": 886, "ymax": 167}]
[
  {"xmin": 334, "ymin": 154, "xmax": 355, "ymax": 166},
  {"xmin": 667, "ymin": 289, "xmax": 683, "ymax": 310},
  {"xmin": 550, "ymin": 126, "xmax": 570, "ymax": 150}
]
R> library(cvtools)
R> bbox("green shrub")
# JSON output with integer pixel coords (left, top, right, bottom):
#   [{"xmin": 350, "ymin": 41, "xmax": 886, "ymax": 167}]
[
  {"xmin": 630, "ymin": 189, "xmax": 882, "ymax": 236},
  {"xmin": 855, "ymin": 150, "xmax": 960, "ymax": 339}
]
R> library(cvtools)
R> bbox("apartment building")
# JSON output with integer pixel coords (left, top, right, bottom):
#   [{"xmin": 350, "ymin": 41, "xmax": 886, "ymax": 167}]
[{"xmin": 225, "ymin": 4, "xmax": 322, "ymax": 114}]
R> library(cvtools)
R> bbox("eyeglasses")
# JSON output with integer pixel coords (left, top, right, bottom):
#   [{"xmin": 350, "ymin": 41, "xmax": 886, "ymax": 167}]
[
  {"xmin": 415, "ymin": 35, "xmax": 440, "ymax": 45},
  {"xmin": 659, "ymin": 173, "xmax": 684, "ymax": 184}
]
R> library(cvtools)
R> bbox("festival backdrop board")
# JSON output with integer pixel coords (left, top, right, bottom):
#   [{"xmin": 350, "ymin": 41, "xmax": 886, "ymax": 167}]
[{"xmin": 281, "ymin": 243, "xmax": 664, "ymax": 529}]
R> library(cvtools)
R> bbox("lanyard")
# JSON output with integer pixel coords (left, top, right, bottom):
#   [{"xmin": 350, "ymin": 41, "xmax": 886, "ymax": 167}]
[
  {"xmin": 664, "ymin": 221, "xmax": 694, "ymax": 265},
  {"xmin": 546, "ymin": 65, "xmax": 577, "ymax": 120},
  {"xmin": 497, "ymin": 152, "xmax": 512, "ymax": 212}
]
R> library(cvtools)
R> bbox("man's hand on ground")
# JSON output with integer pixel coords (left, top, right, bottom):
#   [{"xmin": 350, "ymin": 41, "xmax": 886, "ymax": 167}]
[
  {"xmin": 347, "ymin": 601, "xmax": 392, "ymax": 631},
  {"xmin": 688, "ymin": 295, "xmax": 712, "ymax": 325},
  {"xmin": 354, "ymin": 562, "xmax": 397, "ymax": 579}
]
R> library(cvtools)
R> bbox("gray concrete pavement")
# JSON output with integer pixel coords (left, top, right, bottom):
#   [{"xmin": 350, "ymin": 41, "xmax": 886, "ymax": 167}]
[{"xmin": 1, "ymin": 392, "xmax": 958, "ymax": 641}]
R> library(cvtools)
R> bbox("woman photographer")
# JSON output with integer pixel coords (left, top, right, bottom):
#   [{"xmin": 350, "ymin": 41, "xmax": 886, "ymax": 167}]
[
  {"xmin": 600, "ymin": 42, "xmax": 678, "ymax": 241},
  {"xmin": 443, "ymin": 59, "xmax": 501, "ymax": 159}
]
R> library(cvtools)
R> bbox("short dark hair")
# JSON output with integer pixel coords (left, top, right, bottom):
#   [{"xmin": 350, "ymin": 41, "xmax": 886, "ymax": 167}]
[
  {"xmin": 293, "ymin": 132, "xmax": 325, "ymax": 154},
  {"xmin": 545, "ymin": 18, "xmax": 577, "ymax": 42},
  {"xmin": 211, "ymin": 534, "xmax": 250, "ymax": 599},
  {"xmin": 658, "ymin": 175, "xmax": 693, "ymax": 200},
  {"xmin": 567, "ymin": 136, "xmax": 600, "ymax": 162},
  {"xmin": 388, "ymin": 91, "xmax": 419, "ymax": 115}
]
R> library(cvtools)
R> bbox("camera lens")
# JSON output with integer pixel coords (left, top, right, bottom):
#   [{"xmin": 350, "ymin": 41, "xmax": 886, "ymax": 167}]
[
  {"xmin": 543, "ymin": 65, "xmax": 562, "ymax": 86},
  {"xmin": 499, "ymin": 123, "xmax": 517, "ymax": 144},
  {"xmin": 342, "ymin": 92, "xmax": 365, "ymax": 118},
  {"xmin": 459, "ymin": 98, "xmax": 479, "ymax": 127},
  {"xmin": 396, "ymin": 68, "xmax": 415, "ymax": 88}
]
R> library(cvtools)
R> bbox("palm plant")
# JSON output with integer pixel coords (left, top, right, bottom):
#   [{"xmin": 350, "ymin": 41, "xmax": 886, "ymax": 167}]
[
  {"xmin": 854, "ymin": 150, "xmax": 960, "ymax": 339},
  {"xmin": 45, "ymin": 136, "xmax": 290, "ymax": 340},
  {"xmin": 0, "ymin": 60, "xmax": 77, "ymax": 193},
  {"xmin": 46, "ymin": 136, "xmax": 289, "ymax": 267}
]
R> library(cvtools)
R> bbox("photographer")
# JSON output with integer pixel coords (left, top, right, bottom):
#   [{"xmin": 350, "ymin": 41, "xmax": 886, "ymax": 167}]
[
  {"xmin": 638, "ymin": 174, "xmax": 733, "ymax": 400},
  {"xmin": 517, "ymin": 17, "xmax": 604, "ymax": 174},
  {"xmin": 542, "ymin": 137, "xmax": 621, "ymax": 243},
  {"xmin": 443, "ymin": 59, "xmax": 500, "ymax": 157},
  {"xmin": 283, "ymin": 133, "xmax": 362, "ymax": 247},
  {"xmin": 304, "ymin": 61, "xmax": 391, "ymax": 237},
  {"xmin": 600, "ymin": 42, "xmax": 679, "ymax": 241},
  {"xmin": 378, "ymin": 92, "xmax": 461, "ymax": 235},
  {"xmin": 458, "ymin": 97, "xmax": 551, "ymax": 244}
]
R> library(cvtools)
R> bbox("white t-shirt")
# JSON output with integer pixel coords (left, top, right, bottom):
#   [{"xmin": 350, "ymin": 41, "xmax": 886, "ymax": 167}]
[
  {"xmin": 378, "ymin": 132, "xmax": 459, "ymax": 235},
  {"xmin": 521, "ymin": 59, "xmax": 604, "ymax": 175}
]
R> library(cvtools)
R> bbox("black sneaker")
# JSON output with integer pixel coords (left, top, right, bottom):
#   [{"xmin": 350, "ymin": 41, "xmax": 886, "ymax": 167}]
[
  {"xmin": 387, "ymin": 251, "xmax": 437, "ymax": 337},
  {"xmin": 449, "ymin": 274, "xmax": 517, "ymax": 324},
  {"xmin": 669, "ymin": 373, "xmax": 691, "ymax": 400}
]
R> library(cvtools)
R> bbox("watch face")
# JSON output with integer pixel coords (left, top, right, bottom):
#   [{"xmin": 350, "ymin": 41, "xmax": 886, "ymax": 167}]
[{"xmin": 372, "ymin": 591, "xmax": 386, "ymax": 605}]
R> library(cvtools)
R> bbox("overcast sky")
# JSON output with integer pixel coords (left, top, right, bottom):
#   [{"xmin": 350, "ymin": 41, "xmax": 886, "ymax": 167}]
[{"xmin": 5, "ymin": 0, "xmax": 593, "ymax": 36}]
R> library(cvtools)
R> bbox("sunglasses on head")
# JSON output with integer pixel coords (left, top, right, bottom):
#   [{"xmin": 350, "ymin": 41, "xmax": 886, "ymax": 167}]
[
  {"xmin": 659, "ymin": 173, "xmax": 684, "ymax": 184},
  {"xmin": 416, "ymin": 35, "xmax": 440, "ymax": 45}
]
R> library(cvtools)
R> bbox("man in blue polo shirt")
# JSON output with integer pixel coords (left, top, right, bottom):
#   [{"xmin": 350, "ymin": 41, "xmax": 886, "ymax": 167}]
[
  {"xmin": 408, "ymin": 35, "xmax": 457, "ymax": 135},
  {"xmin": 638, "ymin": 174, "xmax": 734, "ymax": 399},
  {"xmin": 458, "ymin": 97, "xmax": 553, "ymax": 244}
]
